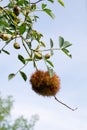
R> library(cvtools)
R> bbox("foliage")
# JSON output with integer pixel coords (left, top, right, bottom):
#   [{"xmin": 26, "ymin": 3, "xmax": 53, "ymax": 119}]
[
  {"xmin": 0, "ymin": 0, "xmax": 72, "ymax": 81},
  {"xmin": 0, "ymin": 93, "xmax": 39, "ymax": 130}
]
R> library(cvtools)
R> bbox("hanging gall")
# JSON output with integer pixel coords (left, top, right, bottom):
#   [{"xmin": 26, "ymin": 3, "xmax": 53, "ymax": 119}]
[{"xmin": 30, "ymin": 70, "xmax": 60, "ymax": 96}]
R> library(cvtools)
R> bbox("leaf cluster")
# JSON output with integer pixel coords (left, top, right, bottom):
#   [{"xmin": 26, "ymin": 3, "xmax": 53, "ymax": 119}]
[
  {"xmin": 0, "ymin": 0, "xmax": 72, "ymax": 81},
  {"xmin": 0, "ymin": 94, "xmax": 39, "ymax": 130},
  {"xmin": 59, "ymin": 36, "xmax": 72, "ymax": 58}
]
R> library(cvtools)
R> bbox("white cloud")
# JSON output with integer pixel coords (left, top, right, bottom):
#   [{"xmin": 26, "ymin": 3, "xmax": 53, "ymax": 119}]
[{"xmin": 11, "ymin": 102, "xmax": 87, "ymax": 130}]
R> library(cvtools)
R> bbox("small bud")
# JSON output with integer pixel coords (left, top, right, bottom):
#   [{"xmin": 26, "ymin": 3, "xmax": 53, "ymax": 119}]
[
  {"xmin": 34, "ymin": 52, "xmax": 42, "ymax": 59},
  {"xmin": 13, "ymin": 6, "xmax": 20, "ymax": 16},
  {"xmin": 13, "ymin": 42, "xmax": 20, "ymax": 49},
  {"xmin": 0, "ymin": 34, "xmax": 11, "ymax": 41},
  {"xmin": 45, "ymin": 54, "xmax": 51, "ymax": 59}
]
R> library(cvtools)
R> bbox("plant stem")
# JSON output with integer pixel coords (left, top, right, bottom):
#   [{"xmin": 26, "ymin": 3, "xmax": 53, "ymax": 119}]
[
  {"xmin": 15, "ymin": 61, "xmax": 29, "ymax": 75},
  {"xmin": 21, "ymin": 36, "xmax": 31, "ymax": 57},
  {"xmin": 39, "ymin": 48, "xmax": 60, "ymax": 52},
  {"xmin": 54, "ymin": 96, "xmax": 77, "ymax": 111},
  {"xmin": 0, "ymin": 44, "xmax": 8, "ymax": 52},
  {"xmin": 31, "ymin": 0, "xmax": 44, "ymax": 4}
]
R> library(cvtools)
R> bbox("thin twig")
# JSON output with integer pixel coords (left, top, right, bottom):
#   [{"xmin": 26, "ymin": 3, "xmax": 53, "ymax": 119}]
[
  {"xmin": 15, "ymin": 61, "xmax": 29, "ymax": 75},
  {"xmin": 39, "ymin": 48, "xmax": 60, "ymax": 52},
  {"xmin": 54, "ymin": 96, "xmax": 77, "ymax": 111},
  {"xmin": 31, "ymin": 0, "xmax": 44, "ymax": 4},
  {"xmin": 0, "ymin": 44, "xmax": 7, "ymax": 52},
  {"xmin": 21, "ymin": 36, "xmax": 31, "ymax": 57}
]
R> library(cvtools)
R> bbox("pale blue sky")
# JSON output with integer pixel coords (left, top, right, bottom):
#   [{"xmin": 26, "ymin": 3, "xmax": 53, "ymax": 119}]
[{"xmin": 0, "ymin": 0, "xmax": 87, "ymax": 130}]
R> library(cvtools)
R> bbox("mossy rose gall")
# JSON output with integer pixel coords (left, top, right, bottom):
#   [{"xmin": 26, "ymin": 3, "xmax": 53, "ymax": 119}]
[{"xmin": 30, "ymin": 70, "xmax": 60, "ymax": 96}]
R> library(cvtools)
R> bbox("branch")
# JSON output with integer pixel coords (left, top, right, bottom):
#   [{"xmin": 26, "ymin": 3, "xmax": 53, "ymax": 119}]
[
  {"xmin": 21, "ymin": 36, "xmax": 31, "ymax": 57},
  {"xmin": 39, "ymin": 48, "xmax": 60, "ymax": 52},
  {"xmin": 0, "ymin": 44, "xmax": 7, "ymax": 52},
  {"xmin": 54, "ymin": 96, "xmax": 77, "ymax": 111},
  {"xmin": 31, "ymin": 0, "xmax": 44, "ymax": 4},
  {"xmin": 15, "ymin": 61, "xmax": 29, "ymax": 76}
]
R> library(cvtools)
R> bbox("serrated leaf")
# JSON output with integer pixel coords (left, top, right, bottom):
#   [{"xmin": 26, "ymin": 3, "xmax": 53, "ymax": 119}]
[
  {"xmin": 8, "ymin": 73, "xmax": 15, "ymax": 80},
  {"xmin": 2, "ymin": 49, "xmax": 10, "ymax": 55},
  {"xmin": 62, "ymin": 48, "xmax": 72, "ymax": 58},
  {"xmin": 63, "ymin": 41, "xmax": 72, "ymax": 48},
  {"xmin": 47, "ymin": 67, "xmax": 54, "ymax": 77},
  {"xmin": 18, "ymin": 54, "xmax": 25, "ymax": 64},
  {"xmin": 20, "ymin": 71, "xmax": 27, "ymax": 81},
  {"xmin": 46, "ymin": 59, "xmax": 54, "ymax": 67},
  {"xmin": 58, "ymin": 0, "xmax": 65, "ymax": 7},
  {"xmin": 19, "ymin": 23, "xmax": 26, "ymax": 34},
  {"xmin": 59, "ymin": 36, "xmax": 64, "ymax": 48}
]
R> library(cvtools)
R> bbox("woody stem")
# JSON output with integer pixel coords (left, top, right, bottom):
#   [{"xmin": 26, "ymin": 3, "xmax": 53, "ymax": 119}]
[{"xmin": 54, "ymin": 96, "xmax": 77, "ymax": 111}]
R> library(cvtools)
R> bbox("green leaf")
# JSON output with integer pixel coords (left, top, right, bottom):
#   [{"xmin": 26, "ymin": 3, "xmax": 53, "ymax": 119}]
[
  {"xmin": 62, "ymin": 48, "xmax": 72, "ymax": 58},
  {"xmin": 46, "ymin": 59, "xmax": 54, "ymax": 67},
  {"xmin": 47, "ymin": 0, "xmax": 54, "ymax": 3},
  {"xmin": 31, "ymin": 4, "xmax": 36, "ymax": 11},
  {"xmin": 42, "ymin": 3, "xmax": 47, "ymax": 9},
  {"xmin": 59, "ymin": 36, "xmax": 64, "ymax": 48},
  {"xmin": 24, "ymin": 0, "xmax": 29, "ymax": 5},
  {"xmin": 50, "ymin": 38, "xmax": 53, "ymax": 48},
  {"xmin": 16, "ymin": 0, "xmax": 26, "ymax": 6},
  {"xmin": 47, "ymin": 67, "xmax": 54, "ymax": 77},
  {"xmin": 18, "ymin": 54, "xmax": 25, "ymax": 64},
  {"xmin": 20, "ymin": 71, "xmax": 27, "ymax": 81},
  {"xmin": 0, "ymin": 116, "xmax": 4, "ymax": 121},
  {"xmin": 63, "ymin": 41, "xmax": 72, "ymax": 48},
  {"xmin": 40, "ymin": 41, "xmax": 46, "ymax": 47},
  {"xmin": 8, "ymin": 73, "xmax": 15, "ymax": 80},
  {"xmin": 0, "ymin": 20, "xmax": 9, "ymax": 27},
  {"xmin": 5, "ymin": 28, "xmax": 13, "ymax": 35},
  {"xmin": 19, "ymin": 23, "xmax": 26, "ymax": 34},
  {"xmin": 58, "ymin": 0, "xmax": 65, "ymax": 7},
  {"xmin": 2, "ymin": 49, "xmax": 10, "ymax": 55},
  {"xmin": 43, "ymin": 8, "xmax": 55, "ymax": 19},
  {"xmin": 50, "ymin": 38, "xmax": 54, "ymax": 55}
]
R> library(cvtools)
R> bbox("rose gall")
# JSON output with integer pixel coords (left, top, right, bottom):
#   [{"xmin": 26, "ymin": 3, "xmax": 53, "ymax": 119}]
[{"xmin": 30, "ymin": 70, "xmax": 60, "ymax": 96}]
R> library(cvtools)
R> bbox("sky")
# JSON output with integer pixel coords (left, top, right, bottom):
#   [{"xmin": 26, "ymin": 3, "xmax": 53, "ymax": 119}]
[{"xmin": 0, "ymin": 0, "xmax": 87, "ymax": 130}]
